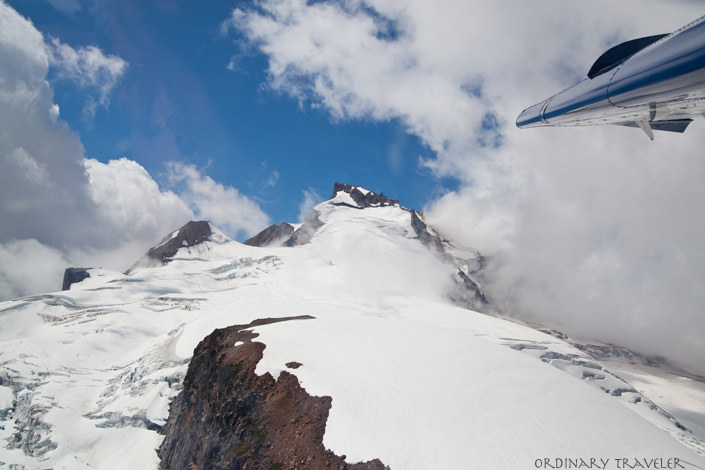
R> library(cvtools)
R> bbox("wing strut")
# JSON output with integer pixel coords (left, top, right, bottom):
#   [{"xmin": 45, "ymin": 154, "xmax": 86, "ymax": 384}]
[{"xmin": 635, "ymin": 120, "xmax": 654, "ymax": 140}]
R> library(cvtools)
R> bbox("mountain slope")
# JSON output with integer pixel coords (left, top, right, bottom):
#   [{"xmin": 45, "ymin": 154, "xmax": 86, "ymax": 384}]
[{"xmin": 0, "ymin": 184, "xmax": 703, "ymax": 469}]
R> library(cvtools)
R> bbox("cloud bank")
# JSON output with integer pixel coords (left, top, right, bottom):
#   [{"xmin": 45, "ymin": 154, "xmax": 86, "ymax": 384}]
[
  {"xmin": 0, "ymin": 2, "xmax": 268, "ymax": 300},
  {"xmin": 228, "ymin": 0, "xmax": 705, "ymax": 372}
]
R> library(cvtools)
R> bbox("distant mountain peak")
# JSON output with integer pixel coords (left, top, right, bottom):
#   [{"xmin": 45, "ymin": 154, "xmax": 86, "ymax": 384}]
[{"xmin": 125, "ymin": 220, "xmax": 234, "ymax": 273}]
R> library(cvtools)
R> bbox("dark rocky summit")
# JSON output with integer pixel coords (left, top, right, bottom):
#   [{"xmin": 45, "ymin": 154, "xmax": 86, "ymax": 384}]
[
  {"xmin": 158, "ymin": 317, "xmax": 389, "ymax": 470},
  {"xmin": 332, "ymin": 182, "xmax": 399, "ymax": 208},
  {"xmin": 62, "ymin": 267, "xmax": 90, "ymax": 290},
  {"xmin": 147, "ymin": 221, "xmax": 212, "ymax": 263},
  {"xmin": 244, "ymin": 222, "xmax": 295, "ymax": 247}
]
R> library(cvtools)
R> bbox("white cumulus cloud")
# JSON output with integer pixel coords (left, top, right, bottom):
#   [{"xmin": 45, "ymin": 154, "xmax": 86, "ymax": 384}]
[
  {"xmin": 84, "ymin": 158, "xmax": 194, "ymax": 246},
  {"xmin": 0, "ymin": 1, "xmax": 49, "ymax": 105}
]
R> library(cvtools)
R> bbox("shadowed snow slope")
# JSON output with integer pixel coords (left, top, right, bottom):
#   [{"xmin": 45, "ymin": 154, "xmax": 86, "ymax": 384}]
[{"xmin": 0, "ymin": 184, "xmax": 704, "ymax": 469}]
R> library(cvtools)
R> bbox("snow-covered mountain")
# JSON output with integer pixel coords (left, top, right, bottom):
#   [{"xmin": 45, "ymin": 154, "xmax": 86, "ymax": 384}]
[{"xmin": 0, "ymin": 183, "xmax": 704, "ymax": 469}]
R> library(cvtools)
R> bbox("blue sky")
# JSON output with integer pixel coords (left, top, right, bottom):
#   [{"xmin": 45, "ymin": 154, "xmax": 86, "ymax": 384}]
[
  {"xmin": 1, "ymin": 0, "xmax": 704, "ymax": 372},
  {"xmin": 7, "ymin": 0, "xmax": 446, "ymax": 226}
]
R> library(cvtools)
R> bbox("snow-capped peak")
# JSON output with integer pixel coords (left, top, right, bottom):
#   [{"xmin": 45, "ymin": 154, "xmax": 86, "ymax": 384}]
[{"xmin": 243, "ymin": 183, "xmax": 488, "ymax": 309}]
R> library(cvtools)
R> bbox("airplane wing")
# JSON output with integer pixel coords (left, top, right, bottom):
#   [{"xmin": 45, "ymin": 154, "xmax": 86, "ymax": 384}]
[{"xmin": 516, "ymin": 15, "xmax": 705, "ymax": 139}]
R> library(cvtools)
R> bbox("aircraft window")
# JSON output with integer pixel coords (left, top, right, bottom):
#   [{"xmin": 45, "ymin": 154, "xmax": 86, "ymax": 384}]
[{"xmin": 587, "ymin": 34, "xmax": 668, "ymax": 79}]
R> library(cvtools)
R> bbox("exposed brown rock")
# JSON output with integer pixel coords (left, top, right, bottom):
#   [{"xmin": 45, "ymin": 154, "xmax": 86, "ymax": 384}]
[
  {"xmin": 147, "ymin": 221, "xmax": 213, "ymax": 263},
  {"xmin": 158, "ymin": 316, "xmax": 389, "ymax": 470}
]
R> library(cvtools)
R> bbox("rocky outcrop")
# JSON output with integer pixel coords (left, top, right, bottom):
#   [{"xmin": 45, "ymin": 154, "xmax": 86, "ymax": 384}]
[
  {"xmin": 408, "ymin": 210, "xmax": 446, "ymax": 254},
  {"xmin": 61, "ymin": 267, "xmax": 90, "ymax": 290},
  {"xmin": 158, "ymin": 317, "xmax": 389, "ymax": 470},
  {"xmin": 146, "ymin": 221, "xmax": 212, "ymax": 263},
  {"xmin": 449, "ymin": 270, "xmax": 488, "ymax": 309},
  {"xmin": 244, "ymin": 222, "xmax": 295, "ymax": 247}
]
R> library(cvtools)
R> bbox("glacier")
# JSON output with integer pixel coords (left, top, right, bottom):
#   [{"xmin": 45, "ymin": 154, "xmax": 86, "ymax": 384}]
[{"xmin": 0, "ymin": 184, "xmax": 703, "ymax": 469}]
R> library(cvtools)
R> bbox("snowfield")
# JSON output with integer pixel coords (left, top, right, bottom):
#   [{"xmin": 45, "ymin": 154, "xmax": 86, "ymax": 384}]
[{"xmin": 0, "ymin": 188, "xmax": 703, "ymax": 469}]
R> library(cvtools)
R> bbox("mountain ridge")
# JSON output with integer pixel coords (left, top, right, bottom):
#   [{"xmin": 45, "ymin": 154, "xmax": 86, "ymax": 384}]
[{"xmin": 118, "ymin": 183, "xmax": 488, "ymax": 312}]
